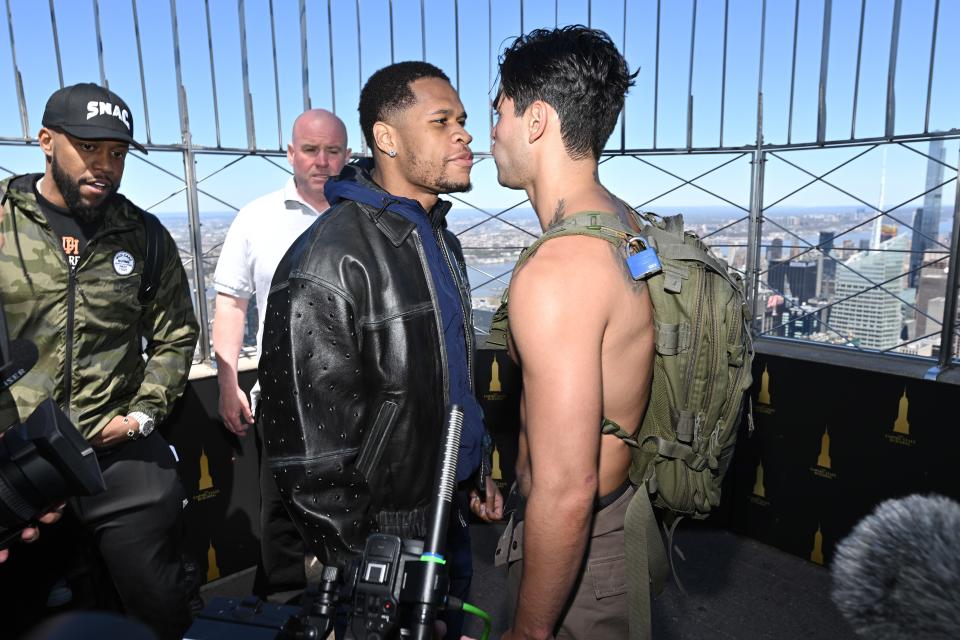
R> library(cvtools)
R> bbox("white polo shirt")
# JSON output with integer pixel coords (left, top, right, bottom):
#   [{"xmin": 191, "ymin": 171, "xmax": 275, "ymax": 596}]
[{"xmin": 213, "ymin": 177, "xmax": 323, "ymax": 360}]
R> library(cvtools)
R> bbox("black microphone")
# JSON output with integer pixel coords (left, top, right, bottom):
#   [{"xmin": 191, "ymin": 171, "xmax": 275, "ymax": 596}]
[
  {"xmin": 1, "ymin": 338, "xmax": 39, "ymax": 389},
  {"xmin": 407, "ymin": 404, "xmax": 463, "ymax": 640},
  {"xmin": 831, "ymin": 494, "xmax": 960, "ymax": 640}
]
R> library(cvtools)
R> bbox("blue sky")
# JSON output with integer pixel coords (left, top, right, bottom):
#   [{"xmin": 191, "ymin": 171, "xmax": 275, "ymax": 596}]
[{"xmin": 0, "ymin": 0, "xmax": 955, "ymax": 215}]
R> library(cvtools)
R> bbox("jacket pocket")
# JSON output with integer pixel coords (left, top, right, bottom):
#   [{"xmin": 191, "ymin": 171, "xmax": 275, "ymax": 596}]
[{"xmin": 356, "ymin": 400, "xmax": 400, "ymax": 483}]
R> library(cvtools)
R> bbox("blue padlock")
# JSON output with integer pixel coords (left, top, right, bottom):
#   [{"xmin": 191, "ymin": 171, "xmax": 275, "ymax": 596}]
[{"xmin": 626, "ymin": 236, "xmax": 662, "ymax": 280}]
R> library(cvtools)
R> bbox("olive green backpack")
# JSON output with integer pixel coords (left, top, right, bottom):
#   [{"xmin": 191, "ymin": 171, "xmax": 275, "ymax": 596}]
[{"xmin": 487, "ymin": 208, "xmax": 754, "ymax": 639}]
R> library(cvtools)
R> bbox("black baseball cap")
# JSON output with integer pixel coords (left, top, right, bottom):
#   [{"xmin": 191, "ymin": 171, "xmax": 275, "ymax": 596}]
[{"xmin": 42, "ymin": 83, "xmax": 147, "ymax": 153}]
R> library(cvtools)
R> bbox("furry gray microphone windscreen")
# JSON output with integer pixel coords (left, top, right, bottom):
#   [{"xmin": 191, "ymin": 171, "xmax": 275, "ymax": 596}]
[{"xmin": 831, "ymin": 494, "xmax": 960, "ymax": 639}]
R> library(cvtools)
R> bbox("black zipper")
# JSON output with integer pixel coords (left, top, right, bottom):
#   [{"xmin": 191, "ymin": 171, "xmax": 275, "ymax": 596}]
[
  {"xmin": 64, "ymin": 267, "xmax": 76, "ymax": 415},
  {"xmin": 35, "ymin": 220, "xmax": 77, "ymax": 418},
  {"xmin": 436, "ymin": 229, "xmax": 474, "ymax": 391},
  {"xmin": 411, "ymin": 231, "xmax": 450, "ymax": 406}
]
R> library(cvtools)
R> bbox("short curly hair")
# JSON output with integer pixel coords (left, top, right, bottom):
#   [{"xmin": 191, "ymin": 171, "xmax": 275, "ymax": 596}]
[
  {"xmin": 497, "ymin": 26, "xmax": 637, "ymax": 160},
  {"xmin": 359, "ymin": 61, "xmax": 450, "ymax": 151}
]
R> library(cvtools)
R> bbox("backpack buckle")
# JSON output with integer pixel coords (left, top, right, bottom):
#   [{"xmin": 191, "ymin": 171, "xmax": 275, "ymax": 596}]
[{"xmin": 626, "ymin": 236, "xmax": 663, "ymax": 280}]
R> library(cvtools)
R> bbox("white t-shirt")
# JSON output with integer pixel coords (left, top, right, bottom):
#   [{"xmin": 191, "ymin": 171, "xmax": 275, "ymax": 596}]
[{"xmin": 213, "ymin": 178, "xmax": 323, "ymax": 405}]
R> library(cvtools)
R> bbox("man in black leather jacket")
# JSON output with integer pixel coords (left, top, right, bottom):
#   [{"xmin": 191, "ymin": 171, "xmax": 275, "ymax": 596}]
[{"xmin": 258, "ymin": 61, "xmax": 502, "ymax": 632}]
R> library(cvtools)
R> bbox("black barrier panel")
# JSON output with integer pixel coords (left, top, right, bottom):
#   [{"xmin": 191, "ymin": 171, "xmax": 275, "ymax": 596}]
[
  {"xmin": 168, "ymin": 351, "xmax": 960, "ymax": 586},
  {"xmin": 166, "ymin": 370, "xmax": 260, "ymax": 585},
  {"xmin": 729, "ymin": 354, "xmax": 960, "ymax": 568}
]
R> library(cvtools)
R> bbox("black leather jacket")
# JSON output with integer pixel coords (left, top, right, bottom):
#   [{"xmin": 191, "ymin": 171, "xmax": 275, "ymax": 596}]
[{"xmin": 258, "ymin": 164, "xmax": 472, "ymax": 568}]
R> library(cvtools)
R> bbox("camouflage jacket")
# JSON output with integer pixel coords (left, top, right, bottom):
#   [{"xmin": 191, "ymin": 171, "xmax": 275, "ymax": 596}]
[{"xmin": 0, "ymin": 174, "xmax": 199, "ymax": 438}]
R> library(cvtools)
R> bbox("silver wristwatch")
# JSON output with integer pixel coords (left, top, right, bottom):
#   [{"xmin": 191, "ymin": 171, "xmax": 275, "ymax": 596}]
[{"xmin": 127, "ymin": 411, "xmax": 155, "ymax": 438}]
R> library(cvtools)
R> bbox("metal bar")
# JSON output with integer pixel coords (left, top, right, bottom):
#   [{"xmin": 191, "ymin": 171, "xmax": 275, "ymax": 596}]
[
  {"xmin": 930, "ymin": 152, "xmax": 960, "ymax": 374},
  {"xmin": 787, "ymin": 0, "xmax": 799, "ymax": 144},
  {"xmin": 327, "ymin": 0, "xmax": 336, "ymax": 113},
  {"xmin": 719, "ymin": 0, "xmax": 729, "ymax": 147},
  {"xmin": 924, "ymin": 0, "xmax": 939, "ymax": 134},
  {"xmin": 169, "ymin": 0, "xmax": 210, "ymax": 361},
  {"xmin": 5, "ymin": 0, "xmax": 28, "ymax": 138},
  {"xmin": 520, "ymin": 0, "xmax": 524, "ymax": 35},
  {"xmin": 850, "ymin": 0, "xmax": 866, "ymax": 138},
  {"xmin": 203, "ymin": 0, "xmax": 222, "ymax": 147},
  {"xmin": 420, "ymin": 0, "xmax": 426, "ymax": 61},
  {"xmin": 181, "ymin": 140, "xmax": 210, "ymax": 361},
  {"xmin": 355, "ymin": 0, "xmax": 363, "ymax": 154},
  {"xmin": 93, "ymin": 0, "xmax": 107, "ymax": 88},
  {"xmin": 762, "ymin": 144, "xmax": 877, "ymax": 211},
  {"xmin": 885, "ymin": 0, "xmax": 902, "ymax": 139},
  {"xmin": 632, "ymin": 152, "xmax": 747, "ymax": 211},
  {"xmin": 899, "ymin": 140, "xmax": 956, "ymax": 174},
  {"xmin": 587, "ymin": 0, "xmax": 591, "ymax": 27},
  {"xmin": 619, "ymin": 0, "xmax": 627, "ymax": 152},
  {"xmin": 388, "ymin": 0, "xmax": 394, "ymax": 64},
  {"xmin": 554, "ymin": 0, "xmax": 558, "ymax": 27},
  {"xmin": 131, "ymin": 0, "xmax": 152, "ymax": 143},
  {"xmin": 634, "ymin": 155, "xmax": 749, "ymax": 212},
  {"xmin": 454, "ymin": 0, "xmax": 460, "ymax": 91},
  {"xmin": 257, "ymin": 153, "xmax": 294, "ymax": 175},
  {"xmin": 269, "ymin": 0, "xmax": 283, "ymax": 150},
  {"xmin": 300, "ymin": 0, "xmax": 310, "ymax": 110},
  {"xmin": 745, "ymin": 0, "xmax": 768, "ymax": 330},
  {"xmin": 756, "ymin": 0, "xmax": 767, "ymax": 144},
  {"xmin": 452, "ymin": 196, "xmax": 539, "ymax": 239},
  {"xmin": 238, "ymin": 0, "xmax": 256, "ymax": 148},
  {"xmin": 816, "ymin": 0, "xmax": 832, "ymax": 145},
  {"xmin": 653, "ymin": 0, "xmax": 660, "ymax": 148},
  {"xmin": 686, "ymin": 0, "xmax": 697, "ymax": 150},
  {"xmin": 48, "ymin": 0, "xmax": 63, "ymax": 88},
  {"xmin": 488, "ymin": 0, "xmax": 492, "ymax": 142}
]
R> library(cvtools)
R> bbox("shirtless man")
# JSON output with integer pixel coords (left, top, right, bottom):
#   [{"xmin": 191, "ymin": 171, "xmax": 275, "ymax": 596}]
[{"xmin": 490, "ymin": 27, "xmax": 651, "ymax": 640}]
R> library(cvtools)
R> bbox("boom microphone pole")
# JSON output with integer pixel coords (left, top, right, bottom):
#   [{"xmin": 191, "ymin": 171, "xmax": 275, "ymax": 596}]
[{"xmin": 406, "ymin": 404, "xmax": 464, "ymax": 640}]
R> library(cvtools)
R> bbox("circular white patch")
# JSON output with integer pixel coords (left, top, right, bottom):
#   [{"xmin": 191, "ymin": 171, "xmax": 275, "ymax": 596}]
[{"xmin": 113, "ymin": 251, "xmax": 135, "ymax": 276}]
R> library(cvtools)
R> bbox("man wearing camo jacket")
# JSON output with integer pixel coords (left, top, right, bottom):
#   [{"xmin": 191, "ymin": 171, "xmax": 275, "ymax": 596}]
[{"xmin": 0, "ymin": 83, "xmax": 198, "ymax": 640}]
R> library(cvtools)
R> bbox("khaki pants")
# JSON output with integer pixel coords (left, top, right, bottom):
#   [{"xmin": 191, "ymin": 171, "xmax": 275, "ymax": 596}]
[{"xmin": 496, "ymin": 485, "xmax": 634, "ymax": 640}]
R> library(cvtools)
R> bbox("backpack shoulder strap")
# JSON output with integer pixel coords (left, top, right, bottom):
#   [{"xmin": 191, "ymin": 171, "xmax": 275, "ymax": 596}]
[
  {"xmin": 514, "ymin": 211, "xmax": 634, "ymax": 272},
  {"xmin": 624, "ymin": 485, "xmax": 669, "ymax": 639},
  {"xmin": 139, "ymin": 211, "xmax": 165, "ymax": 307}
]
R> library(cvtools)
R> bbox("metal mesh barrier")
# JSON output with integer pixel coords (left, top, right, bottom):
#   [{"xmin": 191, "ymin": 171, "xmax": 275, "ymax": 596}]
[{"xmin": 0, "ymin": 0, "xmax": 955, "ymax": 374}]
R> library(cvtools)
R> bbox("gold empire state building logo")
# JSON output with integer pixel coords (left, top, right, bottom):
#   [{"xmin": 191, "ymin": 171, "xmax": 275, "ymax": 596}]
[
  {"xmin": 810, "ymin": 525, "xmax": 824, "ymax": 565},
  {"xmin": 817, "ymin": 428, "xmax": 832, "ymax": 469},
  {"xmin": 194, "ymin": 448, "xmax": 221, "ymax": 502},
  {"xmin": 490, "ymin": 355, "xmax": 502, "ymax": 393},
  {"xmin": 756, "ymin": 364, "xmax": 774, "ymax": 414},
  {"xmin": 492, "ymin": 446, "xmax": 503, "ymax": 482},
  {"xmin": 199, "ymin": 449, "xmax": 213, "ymax": 490},
  {"xmin": 811, "ymin": 427, "xmax": 837, "ymax": 480},
  {"xmin": 484, "ymin": 354, "xmax": 506, "ymax": 401},
  {"xmin": 207, "ymin": 541, "xmax": 220, "ymax": 582},
  {"xmin": 886, "ymin": 387, "xmax": 916, "ymax": 447},
  {"xmin": 753, "ymin": 461, "xmax": 766, "ymax": 498},
  {"xmin": 750, "ymin": 459, "xmax": 770, "ymax": 507}
]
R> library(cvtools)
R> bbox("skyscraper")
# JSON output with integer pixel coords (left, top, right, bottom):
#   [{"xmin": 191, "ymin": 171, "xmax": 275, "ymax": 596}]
[
  {"xmin": 819, "ymin": 231, "xmax": 836, "ymax": 297},
  {"xmin": 830, "ymin": 235, "xmax": 909, "ymax": 350},
  {"xmin": 908, "ymin": 139, "xmax": 946, "ymax": 288},
  {"xmin": 768, "ymin": 237, "xmax": 783, "ymax": 261}
]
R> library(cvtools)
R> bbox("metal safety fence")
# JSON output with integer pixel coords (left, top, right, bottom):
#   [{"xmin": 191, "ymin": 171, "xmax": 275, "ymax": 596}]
[{"xmin": 0, "ymin": 0, "xmax": 955, "ymax": 377}]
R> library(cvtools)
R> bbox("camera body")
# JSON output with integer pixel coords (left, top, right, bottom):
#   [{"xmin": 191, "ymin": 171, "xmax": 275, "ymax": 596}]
[
  {"xmin": 187, "ymin": 533, "xmax": 447, "ymax": 640},
  {"xmin": 187, "ymin": 404, "xmax": 467, "ymax": 640},
  {"xmin": 0, "ymin": 399, "xmax": 106, "ymax": 547},
  {"xmin": 0, "ymin": 293, "xmax": 106, "ymax": 548}
]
